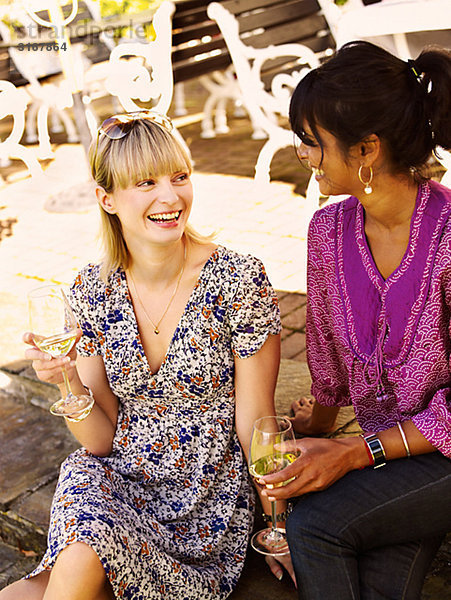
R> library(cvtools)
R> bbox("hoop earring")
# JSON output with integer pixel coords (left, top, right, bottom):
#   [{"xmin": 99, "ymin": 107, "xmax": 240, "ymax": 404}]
[{"xmin": 358, "ymin": 165, "xmax": 373, "ymax": 195}]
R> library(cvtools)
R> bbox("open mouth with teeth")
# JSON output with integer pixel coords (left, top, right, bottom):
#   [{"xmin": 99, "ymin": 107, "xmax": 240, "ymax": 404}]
[{"xmin": 147, "ymin": 210, "xmax": 181, "ymax": 224}]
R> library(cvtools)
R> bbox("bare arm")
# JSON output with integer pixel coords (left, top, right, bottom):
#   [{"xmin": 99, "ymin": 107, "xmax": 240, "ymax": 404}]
[
  {"xmin": 290, "ymin": 397, "xmax": 339, "ymax": 435},
  {"xmin": 234, "ymin": 334, "xmax": 296, "ymax": 584},
  {"xmin": 64, "ymin": 354, "xmax": 119, "ymax": 455},
  {"xmin": 234, "ymin": 333, "xmax": 280, "ymax": 466},
  {"xmin": 24, "ymin": 330, "xmax": 118, "ymax": 456}
]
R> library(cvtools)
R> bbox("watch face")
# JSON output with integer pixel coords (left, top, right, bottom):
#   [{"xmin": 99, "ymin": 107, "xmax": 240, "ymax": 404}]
[{"xmin": 363, "ymin": 435, "xmax": 386, "ymax": 468}]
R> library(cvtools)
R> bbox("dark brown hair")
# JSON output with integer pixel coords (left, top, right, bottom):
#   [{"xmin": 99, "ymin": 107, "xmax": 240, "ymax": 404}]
[{"xmin": 289, "ymin": 40, "xmax": 451, "ymax": 175}]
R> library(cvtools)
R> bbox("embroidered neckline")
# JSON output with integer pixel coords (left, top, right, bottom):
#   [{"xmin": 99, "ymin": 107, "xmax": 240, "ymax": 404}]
[
  {"xmin": 336, "ymin": 181, "xmax": 450, "ymax": 368},
  {"xmin": 355, "ymin": 182, "xmax": 428, "ymax": 292}
]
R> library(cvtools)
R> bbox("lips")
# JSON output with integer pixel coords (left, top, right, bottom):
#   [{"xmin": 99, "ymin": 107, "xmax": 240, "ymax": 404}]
[{"xmin": 147, "ymin": 210, "xmax": 181, "ymax": 224}]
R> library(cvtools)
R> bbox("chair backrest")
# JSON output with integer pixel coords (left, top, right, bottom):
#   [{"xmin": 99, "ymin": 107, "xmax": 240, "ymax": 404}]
[
  {"xmin": 33, "ymin": 0, "xmax": 112, "ymax": 64},
  {"xmin": 0, "ymin": 80, "xmax": 28, "ymax": 145},
  {"xmin": 172, "ymin": 0, "xmax": 334, "ymax": 83},
  {"xmin": 0, "ymin": 1, "xmax": 113, "ymax": 88},
  {"xmin": 206, "ymin": 2, "xmax": 322, "ymax": 137},
  {"xmin": 105, "ymin": 1, "xmax": 175, "ymax": 114}
]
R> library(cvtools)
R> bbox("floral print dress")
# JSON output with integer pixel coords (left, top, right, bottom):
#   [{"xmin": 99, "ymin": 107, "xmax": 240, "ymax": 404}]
[{"xmin": 27, "ymin": 246, "xmax": 281, "ymax": 599}]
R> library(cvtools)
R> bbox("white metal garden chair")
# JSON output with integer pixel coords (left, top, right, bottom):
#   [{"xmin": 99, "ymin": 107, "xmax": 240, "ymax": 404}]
[
  {"xmin": 206, "ymin": 5, "xmax": 316, "ymax": 179},
  {"xmin": 104, "ymin": 1, "xmax": 190, "ymax": 156},
  {"xmin": 0, "ymin": 80, "xmax": 44, "ymax": 180}
]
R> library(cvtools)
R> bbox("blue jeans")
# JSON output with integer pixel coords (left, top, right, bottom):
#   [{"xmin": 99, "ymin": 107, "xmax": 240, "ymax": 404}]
[{"xmin": 286, "ymin": 452, "xmax": 451, "ymax": 600}]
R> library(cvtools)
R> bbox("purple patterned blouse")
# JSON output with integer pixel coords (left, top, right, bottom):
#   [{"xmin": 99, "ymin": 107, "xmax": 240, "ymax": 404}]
[{"xmin": 306, "ymin": 180, "xmax": 451, "ymax": 457}]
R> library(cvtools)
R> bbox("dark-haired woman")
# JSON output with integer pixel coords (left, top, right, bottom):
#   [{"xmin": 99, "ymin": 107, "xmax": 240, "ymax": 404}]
[{"xmin": 257, "ymin": 41, "xmax": 451, "ymax": 599}]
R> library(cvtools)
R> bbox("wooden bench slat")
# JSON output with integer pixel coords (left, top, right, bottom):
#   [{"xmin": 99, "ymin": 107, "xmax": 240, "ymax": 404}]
[
  {"xmin": 222, "ymin": 0, "xmax": 319, "ymax": 15},
  {"xmin": 174, "ymin": 0, "xmax": 210, "ymax": 10},
  {"xmin": 172, "ymin": 36, "xmax": 225, "ymax": 63},
  {"xmin": 172, "ymin": 15, "xmax": 331, "ymax": 66},
  {"xmin": 236, "ymin": 1, "xmax": 323, "ymax": 34},
  {"xmin": 173, "ymin": 5, "xmax": 210, "ymax": 28},
  {"xmin": 172, "ymin": 0, "xmax": 332, "ymax": 79},
  {"xmin": 172, "ymin": 19, "xmax": 219, "ymax": 46},
  {"xmin": 173, "ymin": 51, "xmax": 231, "ymax": 82}
]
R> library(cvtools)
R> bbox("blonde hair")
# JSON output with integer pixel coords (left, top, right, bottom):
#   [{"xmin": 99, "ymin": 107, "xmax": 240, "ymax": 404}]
[{"xmin": 89, "ymin": 118, "xmax": 214, "ymax": 280}]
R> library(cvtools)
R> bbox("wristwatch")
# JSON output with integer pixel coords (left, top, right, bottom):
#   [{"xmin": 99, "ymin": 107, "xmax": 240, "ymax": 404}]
[
  {"xmin": 262, "ymin": 502, "xmax": 293, "ymax": 523},
  {"xmin": 362, "ymin": 433, "xmax": 386, "ymax": 469}
]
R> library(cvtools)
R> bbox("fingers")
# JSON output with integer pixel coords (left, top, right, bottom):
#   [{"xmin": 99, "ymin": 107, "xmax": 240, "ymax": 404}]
[
  {"xmin": 31, "ymin": 356, "xmax": 74, "ymax": 385},
  {"xmin": 280, "ymin": 555, "xmax": 297, "ymax": 586},
  {"xmin": 23, "ymin": 336, "xmax": 75, "ymax": 386},
  {"xmin": 265, "ymin": 556, "xmax": 284, "ymax": 581},
  {"xmin": 24, "ymin": 345, "xmax": 52, "ymax": 364},
  {"xmin": 265, "ymin": 554, "xmax": 298, "ymax": 587},
  {"xmin": 290, "ymin": 396, "xmax": 314, "ymax": 412},
  {"xmin": 23, "ymin": 331, "xmax": 37, "ymax": 347},
  {"xmin": 261, "ymin": 477, "xmax": 300, "ymax": 501},
  {"xmin": 259, "ymin": 441, "xmax": 304, "ymax": 484}
]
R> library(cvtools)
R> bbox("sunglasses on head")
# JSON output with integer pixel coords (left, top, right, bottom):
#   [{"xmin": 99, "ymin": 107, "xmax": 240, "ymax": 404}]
[
  {"xmin": 93, "ymin": 110, "xmax": 173, "ymax": 164},
  {"xmin": 99, "ymin": 110, "xmax": 173, "ymax": 140}
]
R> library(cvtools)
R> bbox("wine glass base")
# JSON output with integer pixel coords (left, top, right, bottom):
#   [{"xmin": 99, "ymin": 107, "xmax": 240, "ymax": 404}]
[
  {"xmin": 50, "ymin": 395, "xmax": 94, "ymax": 419},
  {"xmin": 251, "ymin": 527, "xmax": 290, "ymax": 556}
]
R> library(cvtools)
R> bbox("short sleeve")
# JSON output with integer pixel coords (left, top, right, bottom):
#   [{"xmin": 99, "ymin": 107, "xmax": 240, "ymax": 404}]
[
  {"xmin": 70, "ymin": 264, "xmax": 104, "ymax": 357},
  {"xmin": 228, "ymin": 255, "xmax": 281, "ymax": 359}
]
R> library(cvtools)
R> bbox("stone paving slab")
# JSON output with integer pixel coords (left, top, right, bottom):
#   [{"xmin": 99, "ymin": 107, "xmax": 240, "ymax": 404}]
[
  {"xmin": 0, "ymin": 369, "xmax": 79, "ymax": 553},
  {"xmin": 0, "ymin": 541, "xmax": 38, "ymax": 590}
]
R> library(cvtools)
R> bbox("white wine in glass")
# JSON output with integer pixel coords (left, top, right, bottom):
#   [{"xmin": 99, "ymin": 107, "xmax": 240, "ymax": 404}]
[
  {"xmin": 249, "ymin": 416, "xmax": 298, "ymax": 556},
  {"xmin": 28, "ymin": 285, "xmax": 94, "ymax": 418}
]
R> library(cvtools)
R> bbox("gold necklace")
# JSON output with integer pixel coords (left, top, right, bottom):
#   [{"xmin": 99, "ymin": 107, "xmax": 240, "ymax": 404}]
[{"xmin": 128, "ymin": 243, "xmax": 186, "ymax": 335}]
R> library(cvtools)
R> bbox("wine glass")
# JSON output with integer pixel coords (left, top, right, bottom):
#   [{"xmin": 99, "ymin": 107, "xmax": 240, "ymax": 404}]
[
  {"xmin": 248, "ymin": 416, "xmax": 298, "ymax": 556},
  {"xmin": 28, "ymin": 284, "xmax": 94, "ymax": 418}
]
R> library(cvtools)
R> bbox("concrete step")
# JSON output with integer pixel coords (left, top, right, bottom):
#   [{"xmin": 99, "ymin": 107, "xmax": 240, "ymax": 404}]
[
  {"xmin": 0, "ymin": 540, "xmax": 40, "ymax": 589},
  {"xmin": 0, "ymin": 368, "xmax": 79, "ymax": 554}
]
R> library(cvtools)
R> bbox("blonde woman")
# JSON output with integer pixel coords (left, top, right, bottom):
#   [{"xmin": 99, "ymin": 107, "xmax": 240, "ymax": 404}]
[{"xmin": 2, "ymin": 112, "xmax": 294, "ymax": 599}]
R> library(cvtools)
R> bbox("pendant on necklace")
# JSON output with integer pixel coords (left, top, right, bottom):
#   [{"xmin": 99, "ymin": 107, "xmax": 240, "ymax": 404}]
[{"xmin": 154, "ymin": 328, "xmax": 160, "ymax": 335}]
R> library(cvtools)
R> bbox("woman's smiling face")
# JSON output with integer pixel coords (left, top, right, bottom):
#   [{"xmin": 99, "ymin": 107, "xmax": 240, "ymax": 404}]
[
  {"xmin": 104, "ymin": 170, "xmax": 193, "ymax": 248},
  {"xmin": 296, "ymin": 123, "xmax": 361, "ymax": 198}
]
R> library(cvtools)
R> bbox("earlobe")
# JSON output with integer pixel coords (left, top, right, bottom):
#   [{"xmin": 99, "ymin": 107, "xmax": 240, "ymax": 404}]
[{"xmin": 96, "ymin": 186, "xmax": 116, "ymax": 214}]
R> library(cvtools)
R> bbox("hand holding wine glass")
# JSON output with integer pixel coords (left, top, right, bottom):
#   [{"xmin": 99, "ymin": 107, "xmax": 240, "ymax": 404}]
[
  {"xmin": 27, "ymin": 284, "xmax": 94, "ymax": 419},
  {"xmin": 248, "ymin": 416, "xmax": 299, "ymax": 556}
]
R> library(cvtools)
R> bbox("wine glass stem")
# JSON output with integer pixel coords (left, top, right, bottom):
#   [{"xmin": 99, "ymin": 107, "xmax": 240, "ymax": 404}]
[
  {"xmin": 271, "ymin": 500, "xmax": 278, "ymax": 532},
  {"xmin": 61, "ymin": 366, "xmax": 73, "ymax": 399}
]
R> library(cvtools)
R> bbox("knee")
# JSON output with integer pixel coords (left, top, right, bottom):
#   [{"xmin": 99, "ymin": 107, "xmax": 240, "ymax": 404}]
[
  {"xmin": 55, "ymin": 542, "xmax": 105, "ymax": 584},
  {"xmin": 286, "ymin": 498, "xmax": 324, "ymax": 540},
  {"xmin": 0, "ymin": 571, "xmax": 50, "ymax": 600},
  {"xmin": 286, "ymin": 496, "xmax": 347, "ymax": 550}
]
